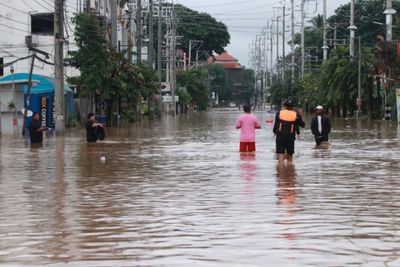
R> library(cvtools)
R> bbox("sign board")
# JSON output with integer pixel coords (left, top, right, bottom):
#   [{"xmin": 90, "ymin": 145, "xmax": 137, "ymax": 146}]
[
  {"xmin": 396, "ymin": 89, "xmax": 400, "ymax": 123},
  {"xmin": 162, "ymin": 95, "xmax": 179, "ymax": 103},
  {"xmin": 39, "ymin": 95, "xmax": 55, "ymax": 128},
  {"xmin": 161, "ymin": 82, "xmax": 171, "ymax": 93}
]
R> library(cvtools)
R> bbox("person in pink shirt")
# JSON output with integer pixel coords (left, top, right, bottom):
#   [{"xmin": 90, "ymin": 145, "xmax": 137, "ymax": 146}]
[{"xmin": 236, "ymin": 104, "xmax": 261, "ymax": 152}]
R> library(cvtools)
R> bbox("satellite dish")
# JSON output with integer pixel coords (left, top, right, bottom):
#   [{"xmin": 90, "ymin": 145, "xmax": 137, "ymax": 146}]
[{"xmin": 21, "ymin": 108, "xmax": 33, "ymax": 117}]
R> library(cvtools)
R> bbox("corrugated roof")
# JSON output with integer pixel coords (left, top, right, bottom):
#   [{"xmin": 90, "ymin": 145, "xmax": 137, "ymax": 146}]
[{"xmin": 0, "ymin": 73, "xmax": 73, "ymax": 94}]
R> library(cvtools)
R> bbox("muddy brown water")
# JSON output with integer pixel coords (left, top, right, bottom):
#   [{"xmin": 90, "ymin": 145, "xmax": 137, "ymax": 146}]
[{"xmin": 1, "ymin": 112, "xmax": 400, "ymax": 266}]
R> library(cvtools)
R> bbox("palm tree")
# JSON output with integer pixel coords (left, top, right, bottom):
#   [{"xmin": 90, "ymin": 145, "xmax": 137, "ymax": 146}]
[{"xmin": 308, "ymin": 15, "xmax": 324, "ymax": 30}]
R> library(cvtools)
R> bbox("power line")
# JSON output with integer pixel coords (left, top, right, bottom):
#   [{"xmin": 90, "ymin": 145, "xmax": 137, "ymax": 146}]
[{"xmin": 190, "ymin": 0, "xmax": 264, "ymax": 8}]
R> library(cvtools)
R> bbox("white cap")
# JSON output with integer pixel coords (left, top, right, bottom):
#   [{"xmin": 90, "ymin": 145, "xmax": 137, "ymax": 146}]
[{"xmin": 316, "ymin": 105, "xmax": 324, "ymax": 110}]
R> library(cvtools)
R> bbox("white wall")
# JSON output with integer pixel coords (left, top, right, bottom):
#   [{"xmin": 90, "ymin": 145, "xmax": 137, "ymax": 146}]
[{"xmin": 0, "ymin": 0, "xmax": 79, "ymax": 78}]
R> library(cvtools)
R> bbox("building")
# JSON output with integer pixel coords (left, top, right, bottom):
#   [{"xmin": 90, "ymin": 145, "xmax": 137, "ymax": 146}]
[
  {"xmin": 0, "ymin": 0, "xmax": 82, "ymax": 78},
  {"xmin": 207, "ymin": 50, "xmax": 246, "ymax": 104}
]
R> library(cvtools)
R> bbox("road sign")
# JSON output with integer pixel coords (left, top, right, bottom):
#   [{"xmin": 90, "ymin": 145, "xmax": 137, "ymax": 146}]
[
  {"xmin": 162, "ymin": 95, "xmax": 179, "ymax": 103},
  {"xmin": 161, "ymin": 82, "xmax": 171, "ymax": 93}
]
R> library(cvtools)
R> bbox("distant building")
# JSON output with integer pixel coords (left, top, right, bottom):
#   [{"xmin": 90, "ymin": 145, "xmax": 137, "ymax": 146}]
[{"xmin": 207, "ymin": 51, "xmax": 246, "ymax": 104}]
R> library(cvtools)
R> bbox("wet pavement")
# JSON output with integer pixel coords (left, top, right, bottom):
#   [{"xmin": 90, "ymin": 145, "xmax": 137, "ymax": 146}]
[{"xmin": 0, "ymin": 111, "xmax": 400, "ymax": 267}]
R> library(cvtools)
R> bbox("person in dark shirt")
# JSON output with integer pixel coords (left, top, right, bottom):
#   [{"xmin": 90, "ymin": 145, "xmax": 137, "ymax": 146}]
[
  {"xmin": 310, "ymin": 105, "xmax": 331, "ymax": 146},
  {"xmin": 273, "ymin": 101, "xmax": 305, "ymax": 164},
  {"xmin": 29, "ymin": 112, "xmax": 45, "ymax": 143},
  {"xmin": 86, "ymin": 113, "xmax": 103, "ymax": 143}
]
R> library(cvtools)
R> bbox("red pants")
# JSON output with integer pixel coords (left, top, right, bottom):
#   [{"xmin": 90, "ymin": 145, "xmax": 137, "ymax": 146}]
[{"xmin": 240, "ymin": 142, "xmax": 256, "ymax": 152}]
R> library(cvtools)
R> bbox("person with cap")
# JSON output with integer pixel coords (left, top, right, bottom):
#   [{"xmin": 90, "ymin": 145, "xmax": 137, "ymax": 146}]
[
  {"xmin": 273, "ymin": 101, "xmax": 305, "ymax": 163},
  {"xmin": 310, "ymin": 105, "xmax": 331, "ymax": 146}
]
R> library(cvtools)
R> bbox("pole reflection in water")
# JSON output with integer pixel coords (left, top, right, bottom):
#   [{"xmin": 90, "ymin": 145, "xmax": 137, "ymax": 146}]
[{"xmin": 1, "ymin": 112, "xmax": 400, "ymax": 266}]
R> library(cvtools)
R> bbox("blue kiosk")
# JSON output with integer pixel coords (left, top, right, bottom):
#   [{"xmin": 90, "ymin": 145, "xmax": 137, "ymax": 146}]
[{"xmin": 0, "ymin": 73, "xmax": 74, "ymax": 133}]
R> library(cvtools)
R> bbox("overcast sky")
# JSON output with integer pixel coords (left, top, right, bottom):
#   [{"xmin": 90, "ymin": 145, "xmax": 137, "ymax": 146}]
[{"xmin": 175, "ymin": 0, "xmax": 351, "ymax": 67}]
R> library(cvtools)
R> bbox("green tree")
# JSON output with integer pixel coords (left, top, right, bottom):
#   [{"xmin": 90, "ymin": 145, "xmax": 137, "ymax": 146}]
[
  {"xmin": 66, "ymin": 13, "xmax": 109, "ymax": 97},
  {"xmin": 207, "ymin": 64, "xmax": 230, "ymax": 101},
  {"xmin": 177, "ymin": 69, "xmax": 209, "ymax": 111},
  {"xmin": 175, "ymin": 5, "xmax": 230, "ymax": 56},
  {"xmin": 67, "ymin": 13, "xmax": 158, "ymax": 121},
  {"xmin": 242, "ymin": 69, "xmax": 255, "ymax": 103}
]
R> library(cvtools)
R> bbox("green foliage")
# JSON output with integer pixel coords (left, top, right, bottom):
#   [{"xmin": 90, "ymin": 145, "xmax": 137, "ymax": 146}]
[
  {"xmin": 207, "ymin": 64, "xmax": 231, "ymax": 101},
  {"xmin": 177, "ymin": 69, "xmax": 209, "ymax": 110},
  {"xmin": 66, "ymin": 13, "xmax": 158, "ymax": 113},
  {"xmin": 66, "ymin": 13, "xmax": 109, "ymax": 97},
  {"xmin": 328, "ymin": 0, "xmax": 400, "ymax": 48},
  {"xmin": 176, "ymin": 87, "xmax": 192, "ymax": 106},
  {"xmin": 242, "ymin": 69, "xmax": 255, "ymax": 103},
  {"xmin": 302, "ymin": 47, "xmax": 358, "ymax": 112},
  {"xmin": 284, "ymin": 0, "xmax": 400, "ymax": 117},
  {"xmin": 175, "ymin": 5, "xmax": 230, "ymax": 56}
]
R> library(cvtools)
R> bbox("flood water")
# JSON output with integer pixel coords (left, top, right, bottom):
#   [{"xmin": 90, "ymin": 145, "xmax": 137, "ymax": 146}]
[{"xmin": 1, "ymin": 111, "xmax": 400, "ymax": 267}]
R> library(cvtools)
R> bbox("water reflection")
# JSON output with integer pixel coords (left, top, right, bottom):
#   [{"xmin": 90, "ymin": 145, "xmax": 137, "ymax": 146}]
[
  {"xmin": 1, "ymin": 113, "xmax": 400, "ymax": 266},
  {"xmin": 276, "ymin": 164, "xmax": 297, "ymax": 214}
]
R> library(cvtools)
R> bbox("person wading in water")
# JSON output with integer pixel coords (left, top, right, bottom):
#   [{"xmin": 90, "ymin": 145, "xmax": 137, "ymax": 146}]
[{"xmin": 273, "ymin": 101, "xmax": 305, "ymax": 164}]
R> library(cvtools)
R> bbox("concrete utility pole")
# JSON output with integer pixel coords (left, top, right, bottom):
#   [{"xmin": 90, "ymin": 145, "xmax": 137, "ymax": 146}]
[
  {"xmin": 300, "ymin": 0, "xmax": 305, "ymax": 77},
  {"xmin": 290, "ymin": 0, "xmax": 295, "ymax": 82},
  {"xmin": 269, "ymin": 22, "xmax": 273, "ymax": 74},
  {"xmin": 170, "ymin": 6, "xmax": 177, "ymax": 115},
  {"xmin": 148, "ymin": 0, "xmax": 155, "ymax": 119},
  {"xmin": 188, "ymin": 40, "xmax": 192, "ymax": 70},
  {"xmin": 384, "ymin": 0, "xmax": 396, "ymax": 42},
  {"xmin": 349, "ymin": 0, "xmax": 356, "ymax": 58},
  {"xmin": 148, "ymin": 0, "xmax": 154, "ymax": 66},
  {"xmin": 127, "ymin": 4, "xmax": 133, "ymax": 61},
  {"xmin": 157, "ymin": 0, "xmax": 163, "ymax": 81},
  {"xmin": 22, "ymin": 54, "xmax": 36, "ymax": 136},
  {"xmin": 333, "ymin": 24, "xmax": 337, "ymax": 49},
  {"xmin": 275, "ymin": 18, "xmax": 279, "ymax": 68},
  {"xmin": 282, "ymin": 3, "xmax": 285, "ymax": 82},
  {"xmin": 322, "ymin": 0, "xmax": 328, "ymax": 61},
  {"xmin": 136, "ymin": 0, "xmax": 142, "ymax": 63},
  {"xmin": 357, "ymin": 36, "xmax": 362, "ymax": 114},
  {"xmin": 54, "ymin": 0, "xmax": 65, "ymax": 134},
  {"xmin": 111, "ymin": 0, "xmax": 118, "ymax": 50}
]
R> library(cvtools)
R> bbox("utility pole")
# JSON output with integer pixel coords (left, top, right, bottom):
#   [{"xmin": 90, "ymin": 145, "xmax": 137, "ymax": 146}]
[
  {"xmin": 147, "ymin": 0, "xmax": 155, "ymax": 120},
  {"xmin": 290, "ymin": 0, "xmax": 295, "ymax": 82},
  {"xmin": 275, "ymin": 18, "xmax": 279, "ymax": 69},
  {"xmin": 188, "ymin": 40, "xmax": 192, "ymax": 70},
  {"xmin": 136, "ymin": 0, "xmax": 142, "ymax": 63},
  {"xmin": 111, "ymin": 0, "xmax": 118, "ymax": 50},
  {"xmin": 170, "ymin": 6, "xmax": 177, "ymax": 115},
  {"xmin": 322, "ymin": 0, "xmax": 328, "ymax": 61},
  {"xmin": 349, "ymin": 0, "xmax": 356, "ymax": 58},
  {"xmin": 269, "ymin": 22, "xmax": 273, "ymax": 74},
  {"xmin": 54, "ymin": 0, "xmax": 65, "ymax": 134},
  {"xmin": 384, "ymin": 0, "xmax": 396, "ymax": 42},
  {"xmin": 357, "ymin": 36, "xmax": 362, "ymax": 114},
  {"xmin": 282, "ymin": 3, "xmax": 286, "ymax": 82},
  {"xmin": 127, "ymin": 4, "xmax": 133, "ymax": 61},
  {"xmin": 301, "ymin": 0, "xmax": 305, "ymax": 77},
  {"xmin": 148, "ymin": 0, "xmax": 154, "ymax": 66},
  {"xmin": 333, "ymin": 24, "xmax": 337, "ymax": 49},
  {"xmin": 22, "ymin": 54, "xmax": 35, "ymax": 136},
  {"xmin": 157, "ymin": 0, "xmax": 163, "ymax": 81}
]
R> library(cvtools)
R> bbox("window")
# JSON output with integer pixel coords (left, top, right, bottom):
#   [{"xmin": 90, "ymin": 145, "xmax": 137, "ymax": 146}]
[{"xmin": 31, "ymin": 13, "xmax": 54, "ymax": 35}]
